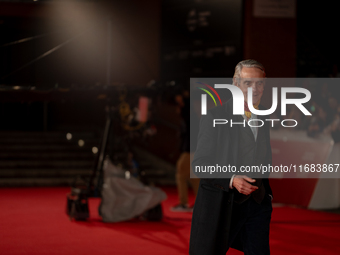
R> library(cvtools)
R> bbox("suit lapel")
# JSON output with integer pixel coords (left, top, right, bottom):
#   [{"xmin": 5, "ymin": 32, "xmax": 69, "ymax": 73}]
[
  {"xmin": 255, "ymin": 105, "xmax": 268, "ymax": 144},
  {"xmin": 223, "ymin": 100, "xmax": 268, "ymax": 167},
  {"xmin": 234, "ymin": 114, "xmax": 255, "ymax": 141}
]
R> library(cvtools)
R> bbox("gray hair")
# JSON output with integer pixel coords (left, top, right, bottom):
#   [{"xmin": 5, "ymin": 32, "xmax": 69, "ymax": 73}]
[{"xmin": 233, "ymin": 59, "xmax": 266, "ymax": 84}]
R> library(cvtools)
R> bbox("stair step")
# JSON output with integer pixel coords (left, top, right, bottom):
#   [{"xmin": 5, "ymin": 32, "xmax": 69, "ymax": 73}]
[
  {"xmin": 0, "ymin": 178, "xmax": 79, "ymax": 187},
  {"xmin": 0, "ymin": 131, "xmax": 97, "ymax": 139},
  {"xmin": 0, "ymin": 137, "xmax": 98, "ymax": 143},
  {"xmin": 0, "ymin": 152, "xmax": 94, "ymax": 160},
  {"xmin": 0, "ymin": 145, "xmax": 97, "ymax": 150},
  {"xmin": 0, "ymin": 168, "xmax": 92, "ymax": 178},
  {"xmin": 0, "ymin": 160, "xmax": 94, "ymax": 168},
  {"xmin": 0, "ymin": 131, "xmax": 101, "ymax": 187}
]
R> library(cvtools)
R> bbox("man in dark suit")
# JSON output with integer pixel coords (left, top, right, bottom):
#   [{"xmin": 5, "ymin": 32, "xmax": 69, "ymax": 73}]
[{"xmin": 189, "ymin": 59, "xmax": 273, "ymax": 255}]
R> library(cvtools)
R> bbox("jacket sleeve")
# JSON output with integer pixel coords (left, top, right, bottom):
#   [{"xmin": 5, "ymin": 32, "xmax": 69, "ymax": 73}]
[{"xmin": 191, "ymin": 109, "xmax": 231, "ymax": 191}]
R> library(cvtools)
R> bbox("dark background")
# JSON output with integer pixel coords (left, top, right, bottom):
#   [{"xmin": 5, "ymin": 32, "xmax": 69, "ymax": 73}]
[{"xmin": 0, "ymin": 0, "xmax": 339, "ymax": 163}]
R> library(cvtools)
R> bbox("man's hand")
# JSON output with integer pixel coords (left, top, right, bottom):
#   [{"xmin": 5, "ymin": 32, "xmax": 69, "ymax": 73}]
[{"xmin": 232, "ymin": 175, "xmax": 258, "ymax": 195}]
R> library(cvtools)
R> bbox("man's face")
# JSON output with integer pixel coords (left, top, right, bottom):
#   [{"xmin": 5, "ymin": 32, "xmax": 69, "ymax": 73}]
[{"xmin": 235, "ymin": 67, "xmax": 265, "ymax": 104}]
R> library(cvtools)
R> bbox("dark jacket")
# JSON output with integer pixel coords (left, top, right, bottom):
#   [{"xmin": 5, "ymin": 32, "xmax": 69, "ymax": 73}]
[{"xmin": 189, "ymin": 98, "xmax": 272, "ymax": 255}]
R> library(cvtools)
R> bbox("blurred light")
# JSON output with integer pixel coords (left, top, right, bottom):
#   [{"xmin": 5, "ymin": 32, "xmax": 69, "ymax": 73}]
[
  {"xmin": 147, "ymin": 80, "xmax": 155, "ymax": 87},
  {"xmin": 78, "ymin": 139, "xmax": 85, "ymax": 147},
  {"xmin": 125, "ymin": 171, "xmax": 130, "ymax": 179},
  {"xmin": 66, "ymin": 133, "xmax": 72, "ymax": 140},
  {"xmin": 13, "ymin": 86, "xmax": 20, "ymax": 90},
  {"xmin": 92, "ymin": 147, "xmax": 98, "ymax": 154}
]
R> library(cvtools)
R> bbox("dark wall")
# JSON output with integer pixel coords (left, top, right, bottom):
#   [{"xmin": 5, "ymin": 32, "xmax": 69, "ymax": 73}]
[
  {"xmin": 243, "ymin": 0, "xmax": 297, "ymax": 77},
  {"xmin": 0, "ymin": 0, "xmax": 300, "ymax": 164},
  {"xmin": 161, "ymin": 0, "xmax": 243, "ymax": 81}
]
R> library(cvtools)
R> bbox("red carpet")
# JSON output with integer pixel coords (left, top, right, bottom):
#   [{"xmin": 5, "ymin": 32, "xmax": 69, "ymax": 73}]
[{"xmin": 1, "ymin": 187, "xmax": 340, "ymax": 255}]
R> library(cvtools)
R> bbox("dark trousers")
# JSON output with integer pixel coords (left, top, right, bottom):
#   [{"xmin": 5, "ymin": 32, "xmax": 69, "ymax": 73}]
[{"xmin": 227, "ymin": 192, "xmax": 273, "ymax": 255}]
